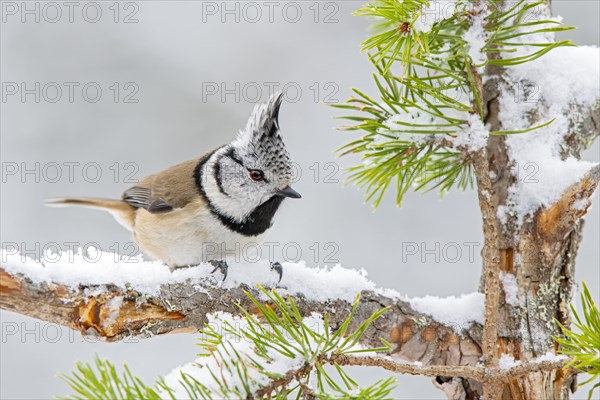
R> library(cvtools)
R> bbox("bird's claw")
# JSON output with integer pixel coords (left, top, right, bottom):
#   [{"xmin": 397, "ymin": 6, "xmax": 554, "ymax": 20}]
[
  {"xmin": 208, "ymin": 260, "xmax": 228, "ymax": 281},
  {"xmin": 270, "ymin": 261, "xmax": 283, "ymax": 283}
]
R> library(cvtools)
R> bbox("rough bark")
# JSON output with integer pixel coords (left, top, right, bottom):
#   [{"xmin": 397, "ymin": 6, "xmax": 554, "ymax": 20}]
[
  {"xmin": 471, "ymin": 30, "xmax": 600, "ymax": 400},
  {"xmin": 457, "ymin": 1, "xmax": 600, "ymax": 395},
  {"xmin": 491, "ymin": 164, "xmax": 600, "ymax": 400}
]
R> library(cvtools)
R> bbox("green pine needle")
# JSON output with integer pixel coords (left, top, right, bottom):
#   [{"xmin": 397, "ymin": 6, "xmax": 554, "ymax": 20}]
[
  {"xmin": 555, "ymin": 282, "xmax": 600, "ymax": 400},
  {"xmin": 335, "ymin": 0, "xmax": 574, "ymax": 208},
  {"xmin": 59, "ymin": 289, "xmax": 395, "ymax": 399}
]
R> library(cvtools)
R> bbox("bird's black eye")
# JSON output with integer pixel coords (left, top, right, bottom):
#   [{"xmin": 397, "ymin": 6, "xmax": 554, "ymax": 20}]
[{"xmin": 249, "ymin": 169, "xmax": 265, "ymax": 181}]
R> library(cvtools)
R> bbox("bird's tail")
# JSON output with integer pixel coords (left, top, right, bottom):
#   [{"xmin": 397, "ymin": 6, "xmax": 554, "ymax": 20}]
[{"xmin": 45, "ymin": 197, "xmax": 135, "ymax": 230}]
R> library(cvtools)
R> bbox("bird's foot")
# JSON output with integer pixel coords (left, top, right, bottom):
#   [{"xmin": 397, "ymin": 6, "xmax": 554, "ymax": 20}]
[
  {"xmin": 208, "ymin": 260, "xmax": 228, "ymax": 281},
  {"xmin": 270, "ymin": 261, "xmax": 283, "ymax": 283}
]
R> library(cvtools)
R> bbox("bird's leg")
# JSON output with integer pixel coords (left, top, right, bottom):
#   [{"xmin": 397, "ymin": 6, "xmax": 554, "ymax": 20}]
[
  {"xmin": 208, "ymin": 260, "xmax": 229, "ymax": 281},
  {"xmin": 270, "ymin": 261, "xmax": 283, "ymax": 283}
]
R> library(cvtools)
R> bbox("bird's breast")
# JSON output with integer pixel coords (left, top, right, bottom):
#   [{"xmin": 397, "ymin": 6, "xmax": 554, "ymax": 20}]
[{"xmin": 131, "ymin": 199, "xmax": 267, "ymax": 267}]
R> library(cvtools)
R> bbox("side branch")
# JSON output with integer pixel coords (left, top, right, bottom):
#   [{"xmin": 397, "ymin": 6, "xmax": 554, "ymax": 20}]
[
  {"xmin": 538, "ymin": 164, "xmax": 600, "ymax": 243},
  {"xmin": 255, "ymin": 354, "xmax": 574, "ymax": 398},
  {"xmin": 332, "ymin": 355, "xmax": 574, "ymax": 383}
]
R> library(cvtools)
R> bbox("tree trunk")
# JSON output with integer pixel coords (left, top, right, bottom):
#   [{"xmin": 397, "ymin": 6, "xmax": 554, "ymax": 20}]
[
  {"xmin": 470, "ymin": 60, "xmax": 600, "ymax": 400},
  {"xmin": 485, "ymin": 164, "xmax": 598, "ymax": 400},
  {"xmin": 451, "ymin": 1, "xmax": 600, "ymax": 394}
]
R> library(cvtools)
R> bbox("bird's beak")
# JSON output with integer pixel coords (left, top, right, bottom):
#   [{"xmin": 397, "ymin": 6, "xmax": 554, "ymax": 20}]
[{"xmin": 276, "ymin": 186, "xmax": 301, "ymax": 199}]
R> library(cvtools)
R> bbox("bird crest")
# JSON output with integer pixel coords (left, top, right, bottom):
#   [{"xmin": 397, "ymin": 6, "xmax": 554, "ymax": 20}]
[{"xmin": 232, "ymin": 92, "xmax": 292, "ymax": 180}]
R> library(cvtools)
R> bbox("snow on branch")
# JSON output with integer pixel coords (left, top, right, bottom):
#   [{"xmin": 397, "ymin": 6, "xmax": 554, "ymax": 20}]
[
  {"xmin": 0, "ymin": 249, "xmax": 483, "ymax": 370},
  {"xmin": 498, "ymin": 45, "xmax": 600, "ymax": 227},
  {"xmin": 51, "ymin": 284, "xmax": 575, "ymax": 400}
]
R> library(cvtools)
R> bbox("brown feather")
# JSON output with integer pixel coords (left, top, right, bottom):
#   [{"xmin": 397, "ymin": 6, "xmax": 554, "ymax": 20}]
[
  {"xmin": 45, "ymin": 197, "xmax": 136, "ymax": 230},
  {"xmin": 122, "ymin": 152, "xmax": 213, "ymax": 212}
]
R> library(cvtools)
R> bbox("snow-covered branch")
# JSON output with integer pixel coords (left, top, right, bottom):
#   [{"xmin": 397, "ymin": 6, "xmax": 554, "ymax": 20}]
[
  {"xmin": 1, "ymin": 251, "xmax": 581, "ymax": 399},
  {"xmin": 0, "ymin": 250, "xmax": 484, "ymax": 371}
]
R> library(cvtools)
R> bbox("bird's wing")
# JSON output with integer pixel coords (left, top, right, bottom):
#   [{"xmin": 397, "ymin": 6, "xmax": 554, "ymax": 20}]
[{"xmin": 122, "ymin": 152, "xmax": 211, "ymax": 214}]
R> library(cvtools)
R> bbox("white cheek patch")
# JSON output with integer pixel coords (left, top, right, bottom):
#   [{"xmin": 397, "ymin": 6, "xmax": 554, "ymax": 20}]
[{"xmin": 202, "ymin": 148, "xmax": 264, "ymax": 223}]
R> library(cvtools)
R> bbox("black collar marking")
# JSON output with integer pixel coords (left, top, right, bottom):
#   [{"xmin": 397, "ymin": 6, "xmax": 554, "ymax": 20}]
[{"xmin": 194, "ymin": 148, "xmax": 284, "ymax": 237}]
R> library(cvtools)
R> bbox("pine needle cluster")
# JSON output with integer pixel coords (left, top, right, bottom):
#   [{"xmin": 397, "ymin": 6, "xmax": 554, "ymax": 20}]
[{"xmin": 335, "ymin": 0, "xmax": 573, "ymax": 207}]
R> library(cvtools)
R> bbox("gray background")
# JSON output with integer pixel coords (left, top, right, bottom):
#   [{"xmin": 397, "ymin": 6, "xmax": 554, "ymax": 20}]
[{"xmin": 1, "ymin": 1, "xmax": 598, "ymax": 398}]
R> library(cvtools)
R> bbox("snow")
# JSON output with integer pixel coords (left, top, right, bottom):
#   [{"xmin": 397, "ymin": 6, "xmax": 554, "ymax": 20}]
[
  {"xmin": 462, "ymin": 3, "xmax": 489, "ymax": 70},
  {"xmin": 499, "ymin": 354, "xmax": 522, "ymax": 370},
  {"xmin": 534, "ymin": 352, "xmax": 567, "ymax": 364},
  {"xmin": 507, "ymin": 46, "xmax": 600, "ymax": 109},
  {"xmin": 0, "ymin": 247, "xmax": 400, "ymax": 302},
  {"xmin": 498, "ymin": 44, "xmax": 600, "ymax": 225},
  {"xmin": 101, "ymin": 296, "xmax": 123, "ymax": 328},
  {"xmin": 408, "ymin": 292, "xmax": 484, "ymax": 332},
  {"xmin": 500, "ymin": 272, "xmax": 523, "ymax": 307},
  {"xmin": 499, "ymin": 352, "xmax": 567, "ymax": 370},
  {"xmin": 452, "ymin": 114, "xmax": 489, "ymax": 151},
  {"xmin": 494, "ymin": 3, "xmax": 599, "ymax": 225}
]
